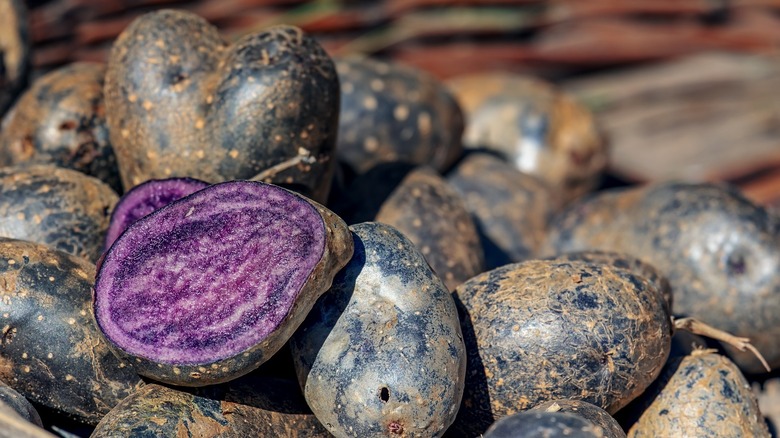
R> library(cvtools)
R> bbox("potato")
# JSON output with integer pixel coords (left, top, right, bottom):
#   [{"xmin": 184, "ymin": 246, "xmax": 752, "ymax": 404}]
[
  {"xmin": 0, "ymin": 165, "xmax": 118, "ymax": 262},
  {"xmin": 289, "ymin": 222, "xmax": 466, "ymax": 437},
  {"xmin": 0, "ymin": 63, "xmax": 120, "ymax": 193},
  {"xmin": 626, "ymin": 350, "xmax": 769, "ymax": 437},
  {"xmin": 483, "ymin": 411, "xmax": 606, "ymax": 438},
  {"xmin": 447, "ymin": 73, "xmax": 607, "ymax": 203},
  {"xmin": 0, "ymin": 239, "xmax": 144, "ymax": 425},
  {"xmin": 103, "ymin": 177, "xmax": 208, "ymax": 251},
  {"xmin": 533, "ymin": 400, "xmax": 626, "ymax": 438},
  {"xmin": 447, "ymin": 151, "xmax": 557, "ymax": 269},
  {"xmin": 335, "ymin": 57, "xmax": 463, "ymax": 175},
  {"xmin": 448, "ymin": 259, "xmax": 671, "ymax": 436},
  {"xmin": 545, "ymin": 182, "xmax": 780, "ymax": 373},
  {"xmin": 0, "ymin": 0, "xmax": 29, "ymax": 118},
  {"xmin": 94, "ymin": 181, "xmax": 353, "ymax": 387},
  {"xmin": 105, "ymin": 10, "xmax": 339, "ymax": 203},
  {"xmin": 337, "ymin": 163, "xmax": 484, "ymax": 290},
  {"xmin": 91, "ymin": 375, "xmax": 329, "ymax": 437}
]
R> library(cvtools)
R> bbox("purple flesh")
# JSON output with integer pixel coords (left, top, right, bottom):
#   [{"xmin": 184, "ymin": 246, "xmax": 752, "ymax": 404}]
[
  {"xmin": 94, "ymin": 181, "xmax": 325, "ymax": 365},
  {"xmin": 104, "ymin": 178, "xmax": 210, "ymax": 251}
]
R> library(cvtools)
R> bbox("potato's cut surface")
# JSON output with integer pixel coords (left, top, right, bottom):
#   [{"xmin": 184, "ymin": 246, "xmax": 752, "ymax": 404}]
[
  {"xmin": 0, "ymin": 165, "xmax": 118, "ymax": 262},
  {"xmin": 94, "ymin": 181, "xmax": 353, "ymax": 386},
  {"xmin": 627, "ymin": 350, "xmax": 769, "ymax": 437},
  {"xmin": 533, "ymin": 400, "xmax": 625, "ymax": 438},
  {"xmin": 0, "ymin": 0, "xmax": 29, "ymax": 118},
  {"xmin": 447, "ymin": 152, "xmax": 557, "ymax": 269},
  {"xmin": 0, "ymin": 239, "xmax": 144, "ymax": 425},
  {"xmin": 103, "ymin": 177, "xmax": 208, "ymax": 251},
  {"xmin": 335, "ymin": 57, "xmax": 463, "ymax": 175},
  {"xmin": 91, "ymin": 376, "xmax": 329, "ymax": 437},
  {"xmin": 545, "ymin": 182, "xmax": 780, "ymax": 373},
  {"xmin": 448, "ymin": 73, "xmax": 607, "ymax": 203},
  {"xmin": 105, "ymin": 10, "xmax": 339, "ymax": 203},
  {"xmin": 0, "ymin": 63, "xmax": 120, "ymax": 192},
  {"xmin": 483, "ymin": 411, "xmax": 606, "ymax": 438},
  {"xmin": 449, "ymin": 259, "xmax": 671, "ymax": 436},
  {"xmin": 290, "ymin": 222, "xmax": 466, "ymax": 438}
]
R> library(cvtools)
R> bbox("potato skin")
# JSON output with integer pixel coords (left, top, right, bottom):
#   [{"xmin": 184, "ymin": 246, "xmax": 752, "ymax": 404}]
[
  {"xmin": 0, "ymin": 379, "xmax": 40, "ymax": 426},
  {"xmin": 533, "ymin": 400, "xmax": 626, "ymax": 438},
  {"xmin": 545, "ymin": 182, "xmax": 780, "ymax": 373},
  {"xmin": 447, "ymin": 73, "xmax": 607, "ymax": 203},
  {"xmin": 335, "ymin": 57, "xmax": 463, "ymax": 175},
  {"xmin": 447, "ymin": 152, "xmax": 557, "ymax": 269},
  {"xmin": 0, "ymin": 63, "xmax": 120, "ymax": 193},
  {"xmin": 0, "ymin": 165, "xmax": 118, "ymax": 262},
  {"xmin": 105, "ymin": 10, "xmax": 339, "ymax": 203},
  {"xmin": 0, "ymin": 239, "xmax": 144, "ymax": 425},
  {"xmin": 290, "ymin": 222, "xmax": 467, "ymax": 438},
  {"xmin": 91, "ymin": 376, "xmax": 329, "ymax": 437},
  {"xmin": 483, "ymin": 411, "xmax": 606, "ymax": 438},
  {"xmin": 449, "ymin": 260, "xmax": 671, "ymax": 437},
  {"xmin": 0, "ymin": 0, "xmax": 29, "ymax": 118},
  {"xmin": 627, "ymin": 350, "xmax": 769, "ymax": 437}
]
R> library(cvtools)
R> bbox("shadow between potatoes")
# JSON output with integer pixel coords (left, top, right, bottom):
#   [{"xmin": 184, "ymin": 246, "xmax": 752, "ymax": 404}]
[
  {"xmin": 473, "ymin": 219, "xmax": 514, "ymax": 271},
  {"xmin": 333, "ymin": 162, "xmax": 417, "ymax": 224},
  {"xmin": 613, "ymin": 355, "xmax": 684, "ymax": 433}
]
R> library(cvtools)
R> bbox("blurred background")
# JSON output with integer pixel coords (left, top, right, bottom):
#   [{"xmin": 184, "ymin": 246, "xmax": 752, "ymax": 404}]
[{"xmin": 22, "ymin": 0, "xmax": 780, "ymax": 206}]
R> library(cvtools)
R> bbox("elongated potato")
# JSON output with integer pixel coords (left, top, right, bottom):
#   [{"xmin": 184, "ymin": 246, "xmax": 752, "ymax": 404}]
[{"xmin": 290, "ymin": 222, "xmax": 466, "ymax": 437}]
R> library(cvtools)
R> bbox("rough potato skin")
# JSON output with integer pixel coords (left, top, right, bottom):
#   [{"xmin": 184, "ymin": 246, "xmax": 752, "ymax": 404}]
[
  {"xmin": 0, "ymin": 63, "xmax": 120, "ymax": 193},
  {"xmin": 627, "ymin": 350, "xmax": 769, "ymax": 437},
  {"xmin": 0, "ymin": 239, "xmax": 144, "ymax": 425},
  {"xmin": 448, "ymin": 260, "xmax": 671, "ymax": 437},
  {"xmin": 533, "ymin": 400, "xmax": 626, "ymax": 438},
  {"xmin": 483, "ymin": 411, "xmax": 606, "ymax": 438},
  {"xmin": 447, "ymin": 73, "xmax": 607, "ymax": 203},
  {"xmin": 105, "ymin": 10, "xmax": 339, "ymax": 203},
  {"xmin": 0, "ymin": 165, "xmax": 118, "ymax": 262},
  {"xmin": 335, "ymin": 57, "xmax": 463, "ymax": 175},
  {"xmin": 371, "ymin": 166, "xmax": 485, "ymax": 291},
  {"xmin": 91, "ymin": 376, "xmax": 329, "ymax": 437},
  {"xmin": 0, "ymin": 0, "xmax": 29, "ymax": 118},
  {"xmin": 447, "ymin": 152, "xmax": 557, "ymax": 269},
  {"xmin": 545, "ymin": 182, "xmax": 780, "ymax": 373},
  {"xmin": 290, "ymin": 222, "xmax": 467, "ymax": 438}
]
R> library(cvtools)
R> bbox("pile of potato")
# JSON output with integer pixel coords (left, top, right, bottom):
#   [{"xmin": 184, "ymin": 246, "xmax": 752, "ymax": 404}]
[{"xmin": 0, "ymin": 2, "xmax": 778, "ymax": 437}]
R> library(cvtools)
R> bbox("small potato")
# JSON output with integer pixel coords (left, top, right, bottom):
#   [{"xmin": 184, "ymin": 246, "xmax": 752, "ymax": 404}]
[
  {"xmin": 290, "ymin": 222, "xmax": 466, "ymax": 438},
  {"xmin": 533, "ymin": 400, "xmax": 626, "ymax": 438},
  {"xmin": 483, "ymin": 411, "xmax": 606, "ymax": 438}
]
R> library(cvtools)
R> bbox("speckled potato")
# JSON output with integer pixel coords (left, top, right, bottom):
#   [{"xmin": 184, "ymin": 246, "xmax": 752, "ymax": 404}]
[
  {"xmin": 0, "ymin": 0, "xmax": 29, "ymax": 118},
  {"xmin": 544, "ymin": 182, "xmax": 780, "ymax": 373},
  {"xmin": 0, "ymin": 63, "xmax": 121, "ymax": 193},
  {"xmin": 94, "ymin": 181, "xmax": 353, "ymax": 387},
  {"xmin": 533, "ymin": 400, "xmax": 626, "ymax": 438},
  {"xmin": 448, "ymin": 259, "xmax": 671, "ymax": 437},
  {"xmin": 483, "ymin": 411, "xmax": 606, "ymax": 438},
  {"xmin": 0, "ymin": 239, "xmax": 144, "ymax": 425},
  {"xmin": 447, "ymin": 152, "xmax": 557, "ymax": 269},
  {"xmin": 105, "ymin": 10, "xmax": 339, "ymax": 203},
  {"xmin": 0, "ymin": 165, "xmax": 118, "ymax": 262},
  {"xmin": 335, "ymin": 57, "xmax": 463, "ymax": 175},
  {"xmin": 91, "ymin": 375, "xmax": 329, "ymax": 437},
  {"xmin": 447, "ymin": 73, "xmax": 607, "ymax": 203},
  {"xmin": 626, "ymin": 350, "xmax": 769, "ymax": 437},
  {"xmin": 290, "ymin": 222, "xmax": 466, "ymax": 438}
]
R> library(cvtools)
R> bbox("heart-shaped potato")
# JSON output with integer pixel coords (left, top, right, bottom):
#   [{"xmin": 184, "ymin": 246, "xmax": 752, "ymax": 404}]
[{"xmin": 105, "ymin": 10, "xmax": 339, "ymax": 203}]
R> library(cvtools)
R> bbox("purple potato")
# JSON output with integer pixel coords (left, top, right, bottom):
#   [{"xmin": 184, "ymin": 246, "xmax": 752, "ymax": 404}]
[{"xmin": 94, "ymin": 180, "xmax": 353, "ymax": 386}]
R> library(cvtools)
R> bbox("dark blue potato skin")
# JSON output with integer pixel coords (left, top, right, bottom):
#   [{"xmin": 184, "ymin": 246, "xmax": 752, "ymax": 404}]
[
  {"xmin": 0, "ymin": 379, "xmax": 41, "ymax": 426},
  {"xmin": 335, "ymin": 57, "xmax": 463, "ymax": 175},
  {"xmin": 545, "ymin": 182, "xmax": 780, "ymax": 374},
  {"xmin": 447, "ymin": 152, "xmax": 556, "ymax": 269},
  {"xmin": 290, "ymin": 222, "xmax": 467, "ymax": 437},
  {"xmin": 447, "ymin": 260, "xmax": 671, "ymax": 437},
  {"xmin": 532, "ymin": 400, "xmax": 626, "ymax": 438},
  {"xmin": 483, "ymin": 411, "xmax": 605, "ymax": 438},
  {"xmin": 0, "ymin": 239, "xmax": 144, "ymax": 425},
  {"xmin": 0, "ymin": 63, "xmax": 121, "ymax": 193},
  {"xmin": 105, "ymin": 10, "xmax": 339, "ymax": 203},
  {"xmin": 0, "ymin": 165, "xmax": 118, "ymax": 262},
  {"xmin": 625, "ymin": 350, "xmax": 769, "ymax": 437},
  {"xmin": 0, "ymin": 0, "xmax": 29, "ymax": 118},
  {"xmin": 91, "ymin": 375, "xmax": 329, "ymax": 437}
]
